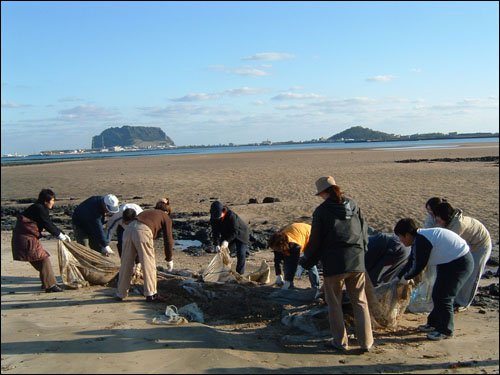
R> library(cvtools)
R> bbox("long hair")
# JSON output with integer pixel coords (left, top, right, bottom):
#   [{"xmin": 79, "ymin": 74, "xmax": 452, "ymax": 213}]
[
  {"xmin": 324, "ymin": 185, "xmax": 343, "ymax": 203},
  {"xmin": 155, "ymin": 200, "xmax": 171, "ymax": 216},
  {"xmin": 426, "ymin": 197, "xmax": 447, "ymax": 214},
  {"xmin": 268, "ymin": 232, "xmax": 289, "ymax": 253},
  {"xmin": 433, "ymin": 202, "xmax": 456, "ymax": 225}
]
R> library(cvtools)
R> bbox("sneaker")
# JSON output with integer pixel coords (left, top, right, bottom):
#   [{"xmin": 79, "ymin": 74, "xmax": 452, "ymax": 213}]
[
  {"xmin": 324, "ymin": 339, "xmax": 347, "ymax": 352},
  {"xmin": 146, "ymin": 293, "xmax": 166, "ymax": 302},
  {"xmin": 45, "ymin": 285, "xmax": 63, "ymax": 293},
  {"xmin": 427, "ymin": 331, "xmax": 451, "ymax": 341},
  {"xmin": 418, "ymin": 324, "xmax": 436, "ymax": 333}
]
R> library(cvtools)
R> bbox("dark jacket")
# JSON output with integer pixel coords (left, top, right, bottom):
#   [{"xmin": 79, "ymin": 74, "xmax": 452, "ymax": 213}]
[
  {"xmin": 72, "ymin": 196, "xmax": 108, "ymax": 247},
  {"xmin": 300, "ymin": 197, "xmax": 368, "ymax": 276},
  {"xmin": 12, "ymin": 216, "xmax": 49, "ymax": 261},
  {"xmin": 12, "ymin": 202, "xmax": 64, "ymax": 262},
  {"xmin": 210, "ymin": 209, "xmax": 249, "ymax": 246}
]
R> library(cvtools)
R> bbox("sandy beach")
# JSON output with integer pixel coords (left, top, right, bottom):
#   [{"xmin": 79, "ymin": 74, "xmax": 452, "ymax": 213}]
[{"xmin": 1, "ymin": 143, "xmax": 499, "ymax": 373}]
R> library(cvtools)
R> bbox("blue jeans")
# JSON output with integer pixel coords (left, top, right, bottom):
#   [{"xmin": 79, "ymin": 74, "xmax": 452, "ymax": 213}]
[
  {"xmin": 274, "ymin": 243, "xmax": 320, "ymax": 289},
  {"xmin": 229, "ymin": 240, "xmax": 247, "ymax": 275},
  {"xmin": 427, "ymin": 252, "xmax": 473, "ymax": 336}
]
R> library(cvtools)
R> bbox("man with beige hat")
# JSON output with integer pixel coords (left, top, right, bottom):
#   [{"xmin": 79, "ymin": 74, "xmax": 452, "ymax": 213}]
[{"xmin": 300, "ymin": 176, "xmax": 373, "ymax": 353}]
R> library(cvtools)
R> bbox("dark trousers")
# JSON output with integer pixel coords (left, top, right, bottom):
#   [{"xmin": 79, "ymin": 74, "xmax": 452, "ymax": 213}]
[
  {"xmin": 229, "ymin": 240, "xmax": 247, "ymax": 275},
  {"xmin": 30, "ymin": 257, "xmax": 57, "ymax": 289},
  {"xmin": 73, "ymin": 224, "xmax": 101, "ymax": 253},
  {"xmin": 274, "ymin": 244, "xmax": 320, "ymax": 289},
  {"xmin": 427, "ymin": 252, "xmax": 473, "ymax": 336}
]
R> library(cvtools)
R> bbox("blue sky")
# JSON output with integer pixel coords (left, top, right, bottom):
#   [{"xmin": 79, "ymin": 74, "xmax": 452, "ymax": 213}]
[{"xmin": 1, "ymin": 1, "xmax": 498, "ymax": 155}]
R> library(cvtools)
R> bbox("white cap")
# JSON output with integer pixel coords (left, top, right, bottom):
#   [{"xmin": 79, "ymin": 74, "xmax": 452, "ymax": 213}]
[{"xmin": 104, "ymin": 194, "xmax": 119, "ymax": 213}]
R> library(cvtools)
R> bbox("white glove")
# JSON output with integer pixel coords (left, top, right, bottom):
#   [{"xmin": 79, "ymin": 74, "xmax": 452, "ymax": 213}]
[
  {"xmin": 58, "ymin": 233, "xmax": 71, "ymax": 242},
  {"xmin": 221, "ymin": 240, "xmax": 229, "ymax": 248},
  {"xmin": 282, "ymin": 281, "xmax": 291, "ymax": 290},
  {"xmin": 133, "ymin": 263, "xmax": 142, "ymax": 276},
  {"xmin": 295, "ymin": 266, "xmax": 304, "ymax": 278},
  {"xmin": 101, "ymin": 245, "xmax": 114, "ymax": 256},
  {"xmin": 398, "ymin": 276, "xmax": 410, "ymax": 285},
  {"xmin": 275, "ymin": 275, "xmax": 283, "ymax": 285},
  {"xmin": 215, "ymin": 245, "xmax": 221, "ymax": 253},
  {"xmin": 166, "ymin": 260, "xmax": 174, "ymax": 271}
]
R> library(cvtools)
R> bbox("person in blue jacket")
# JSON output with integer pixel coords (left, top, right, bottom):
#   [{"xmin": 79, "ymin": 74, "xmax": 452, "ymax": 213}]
[{"xmin": 72, "ymin": 194, "xmax": 119, "ymax": 256}]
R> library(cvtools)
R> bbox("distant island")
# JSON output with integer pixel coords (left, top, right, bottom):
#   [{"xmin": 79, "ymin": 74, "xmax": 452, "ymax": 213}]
[
  {"xmin": 91, "ymin": 125, "xmax": 175, "ymax": 149},
  {"xmin": 327, "ymin": 126, "xmax": 499, "ymax": 142},
  {"xmin": 23, "ymin": 125, "xmax": 498, "ymax": 157}
]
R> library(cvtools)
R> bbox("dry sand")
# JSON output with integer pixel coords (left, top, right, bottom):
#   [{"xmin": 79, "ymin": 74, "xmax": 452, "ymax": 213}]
[{"xmin": 1, "ymin": 143, "xmax": 499, "ymax": 373}]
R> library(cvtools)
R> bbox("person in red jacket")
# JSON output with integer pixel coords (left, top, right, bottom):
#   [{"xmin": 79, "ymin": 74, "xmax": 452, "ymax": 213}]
[{"xmin": 11, "ymin": 189, "xmax": 70, "ymax": 293}]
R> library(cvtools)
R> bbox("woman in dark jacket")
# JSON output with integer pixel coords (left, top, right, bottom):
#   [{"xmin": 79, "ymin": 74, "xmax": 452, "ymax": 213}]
[
  {"xmin": 11, "ymin": 189, "xmax": 70, "ymax": 292},
  {"xmin": 300, "ymin": 176, "xmax": 373, "ymax": 353},
  {"xmin": 210, "ymin": 201, "xmax": 249, "ymax": 275}
]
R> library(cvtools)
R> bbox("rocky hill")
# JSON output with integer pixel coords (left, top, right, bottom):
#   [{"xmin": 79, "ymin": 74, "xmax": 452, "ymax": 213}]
[
  {"xmin": 91, "ymin": 126, "xmax": 175, "ymax": 149},
  {"xmin": 328, "ymin": 126, "xmax": 398, "ymax": 141}
]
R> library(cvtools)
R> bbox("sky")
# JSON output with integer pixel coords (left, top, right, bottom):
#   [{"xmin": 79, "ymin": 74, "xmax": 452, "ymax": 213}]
[{"xmin": 1, "ymin": 1, "xmax": 499, "ymax": 155}]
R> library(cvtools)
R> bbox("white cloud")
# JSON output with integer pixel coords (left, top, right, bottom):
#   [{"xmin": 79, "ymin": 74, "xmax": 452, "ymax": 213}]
[
  {"xmin": 208, "ymin": 64, "xmax": 272, "ymax": 77},
  {"xmin": 56, "ymin": 104, "xmax": 121, "ymax": 122},
  {"xmin": 171, "ymin": 93, "xmax": 219, "ymax": 102},
  {"xmin": 242, "ymin": 52, "xmax": 296, "ymax": 61},
  {"xmin": 366, "ymin": 75, "xmax": 399, "ymax": 82},
  {"xmin": 411, "ymin": 68, "xmax": 422, "ymax": 73},
  {"xmin": 271, "ymin": 92, "xmax": 323, "ymax": 100},
  {"xmin": 1, "ymin": 100, "xmax": 22, "ymax": 108}
]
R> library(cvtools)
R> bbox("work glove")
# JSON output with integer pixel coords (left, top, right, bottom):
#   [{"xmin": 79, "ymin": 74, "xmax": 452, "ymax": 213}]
[
  {"xmin": 274, "ymin": 275, "xmax": 283, "ymax": 286},
  {"xmin": 58, "ymin": 233, "xmax": 71, "ymax": 242},
  {"xmin": 215, "ymin": 245, "xmax": 221, "ymax": 253},
  {"xmin": 282, "ymin": 281, "xmax": 291, "ymax": 290},
  {"xmin": 166, "ymin": 260, "xmax": 174, "ymax": 271},
  {"xmin": 101, "ymin": 246, "xmax": 114, "ymax": 256},
  {"xmin": 221, "ymin": 240, "xmax": 229, "ymax": 248},
  {"xmin": 397, "ymin": 276, "xmax": 411, "ymax": 285},
  {"xmin": 295, "ymin": 266, "xmax": 304, "ymax": 278},
  {"xmin": 133, "ymin": 263, "xmax": 142, "ymax": 276}
]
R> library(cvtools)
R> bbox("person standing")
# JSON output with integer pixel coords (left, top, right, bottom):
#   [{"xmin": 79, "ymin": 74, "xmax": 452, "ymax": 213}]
[
  {"xmin": 11, "ymin": 189, "xmax": 70, "ymax": 292},
  {"xmin": 268, "ymin": 223, "xmax": 320, "ymax": 290},
  {"xmin": 433, "ymin": 202, "xmax": 492, "ymax": 308},
  {"xmin": 116, "ymin": 200, "xmax": 174, "ymax": 302},
  {"xmin": 71, "ymin": 194, "xmax": 119, "ymax": 256},
  {"xmin": 210, "ymin": 201, "xmax": 249, "ymax": 275},
  {"xmin": 300, "ymin": 176, "xmax": 373, "ymax": 353},
  {"xmin": 394, "ymin": 218, "xmax": 473, "ymax": 340}
]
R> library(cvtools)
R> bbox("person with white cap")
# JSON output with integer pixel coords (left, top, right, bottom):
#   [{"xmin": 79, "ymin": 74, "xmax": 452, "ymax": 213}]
[
  {"xmin": 71, "ymin": 194, "xmax": 119, "ymax": 256},
  {"xmin": 209, "ymin": 201, "xmax": 249, "ymax": 275},
  {"xmin": 299, "ymin": 176, "xmax": 373, "ymax": 353}
]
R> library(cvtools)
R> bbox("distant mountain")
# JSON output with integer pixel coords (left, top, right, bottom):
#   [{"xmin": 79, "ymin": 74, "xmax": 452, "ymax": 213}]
[
  {"xmin": 91, "ymin": 126, "xmax": 175, "ymax": 149},
  {"xmin": 328, "ymin": 126, "xmax": 397, "ymax": 141}
]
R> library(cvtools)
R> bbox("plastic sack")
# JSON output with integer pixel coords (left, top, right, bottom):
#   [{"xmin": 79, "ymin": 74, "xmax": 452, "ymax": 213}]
[
  {"xmin": 407, "ymin": 265, "xmax": 436, "ymax": 313},
  {"xmin": 365, "ymin": 274, "xmax": 412, "ymax": 328},
  {"xmin": 57, "ymin": 240, "xmax": 120, "ymax": 288},
  {"xmin": 247, "ymin": 260, "xmax": 271, "ymax": 284},
  {"xmin": 200, "ymin": 245, "xmax": 235, "ymax": 282}
]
